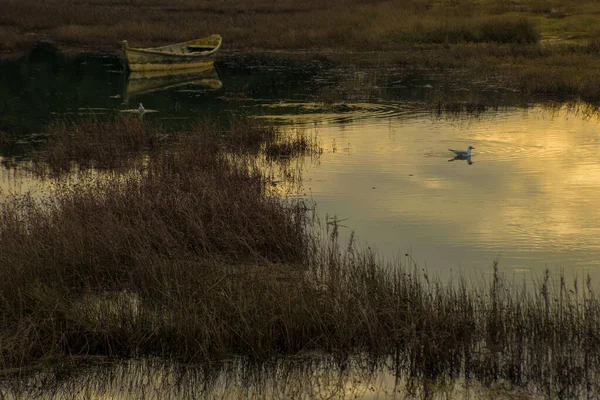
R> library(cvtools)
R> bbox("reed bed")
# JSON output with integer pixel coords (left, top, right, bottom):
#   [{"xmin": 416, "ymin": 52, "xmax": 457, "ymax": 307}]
[
  {"xmin": 0, "ymin": 117, "xmax": 598, "ymax": 397},
  {"xmin": 33, "ymin": 117, "xmax": 167, "ymax": 173},
  {"xmin": 431, "ymin": 101, "xmax": 489, "ymax": 116}
]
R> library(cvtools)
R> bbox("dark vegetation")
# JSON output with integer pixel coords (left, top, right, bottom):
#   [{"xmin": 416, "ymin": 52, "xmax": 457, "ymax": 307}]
[
  {"xmin": 0, "ymin": 0, "xmax": 549, "ymax": 52},
  {"xmin": 3, "ymin": 1, "xmax": 600, "ymax": 101},
  {"xmin": 0, "ymin": 117, "xmax": 598, "ymax": 397}
]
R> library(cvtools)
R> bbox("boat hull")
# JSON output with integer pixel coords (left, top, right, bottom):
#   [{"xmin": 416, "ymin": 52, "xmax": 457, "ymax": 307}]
[{"xmin": 122, "ymin": 35, "xmax": 221, "ymax": 72}]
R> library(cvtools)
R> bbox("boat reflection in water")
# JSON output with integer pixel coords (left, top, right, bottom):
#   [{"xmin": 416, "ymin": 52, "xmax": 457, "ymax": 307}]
[{"xmin": 123, "ymin": 61, "xmax": 222, "ymax": 102}]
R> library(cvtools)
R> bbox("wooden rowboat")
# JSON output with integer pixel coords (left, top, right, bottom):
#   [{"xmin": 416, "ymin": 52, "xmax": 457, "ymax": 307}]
[{"xmin": 122, "ymin": 34, "xmax": 222, "ymax": 72}]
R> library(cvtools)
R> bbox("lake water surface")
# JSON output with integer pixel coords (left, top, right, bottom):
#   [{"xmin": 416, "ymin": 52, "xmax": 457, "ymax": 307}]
[
  {"xmin": 275, "ymin": 104, "xmax": 600, "ymax": 284},
  {"xmin": 2, "ymin": 44, "xmax": 600, "ymax": 286}
]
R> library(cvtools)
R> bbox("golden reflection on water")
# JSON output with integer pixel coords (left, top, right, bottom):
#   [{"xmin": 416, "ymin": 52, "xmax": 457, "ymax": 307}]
[
  {"xmin": 268, "ymin": 104, "xmax": 600, "ymax": 283},
  {"xmin": 0, "ymin": 159, "xmax": 49, "ymax": 196},
  {"xmin": 1, "ymin": 358, "xmax": 546, "ymax": 399}
]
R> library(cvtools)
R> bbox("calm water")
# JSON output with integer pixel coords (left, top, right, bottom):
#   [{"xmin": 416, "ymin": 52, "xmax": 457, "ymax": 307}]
[
  {"xmin": 1, "ymin": 44, "xmax": 600, "ymax": 286},
  {"xmin": 274, "ymin": 105, "xmax": 600, "ymax": 283}
]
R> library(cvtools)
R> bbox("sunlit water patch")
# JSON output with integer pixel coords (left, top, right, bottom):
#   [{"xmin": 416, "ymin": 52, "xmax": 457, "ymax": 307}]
[{"xmin": 259, "ymin": 104, "xmax": 600, "ymax": 283}]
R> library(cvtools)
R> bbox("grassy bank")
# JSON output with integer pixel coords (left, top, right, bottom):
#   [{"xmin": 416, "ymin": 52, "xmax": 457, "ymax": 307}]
[
  {"xmin": 3, "ymin": 1, "xmax": 600, "ymax": 102},
  {"xmin": 0, "ymin": 0, "xmax": 550, "ymax": 52},
  {"xmin": 0, "ymin": 117, "xmax": 599, "ymax": 397},
  {"xmin": 3, "ymin": 0, "xmax": 599, "ymax": 52}
]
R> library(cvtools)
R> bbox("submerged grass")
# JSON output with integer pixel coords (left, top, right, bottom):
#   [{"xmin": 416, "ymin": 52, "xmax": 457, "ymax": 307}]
[
  {"xmin": 430, "ymin": 101, "xmax": 490, "ymax": 116},
  {"xmin": 0, "ymin": 117, "xmax": 599, "ymax": 397},
  {"xmin": 34, "ymin": 117, "xmax": 167, "ymax": 173}
]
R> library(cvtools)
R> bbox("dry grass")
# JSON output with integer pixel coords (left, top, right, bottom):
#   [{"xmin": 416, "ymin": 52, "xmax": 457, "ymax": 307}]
[
  {"xmin": 0, "ymin": 0, "xmax": 553, "ymax": 52},
  {"xmin": 6, "ymin": 0, "xmax": 600, "ymax": 52},
  {"xmin": 33, "ymin": 117, "xmax": 167, "ymax": 173},
  {"xmin": 4, "ymin": 0, "xmax": 600, "ymax": 101},
  {"xmin": 0, "ymin": 117, "xmax": 599, "ymax": 397},
  {"xmin": 318, "ymin": 42, "xmax": 600, "ymax": 101},
  {"xmin": 0, "ymin": 27, "xmax": 36, "ymax": 52}
]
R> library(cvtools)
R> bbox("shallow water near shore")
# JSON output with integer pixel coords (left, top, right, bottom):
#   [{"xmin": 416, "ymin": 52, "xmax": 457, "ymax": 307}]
[
  {"xmin": 2, "ymin": 356, "xmax": 552, "ymax": 400},
  {"xmin": 2, "ymin": 45, "xmax": 600, "ymax": 285}
]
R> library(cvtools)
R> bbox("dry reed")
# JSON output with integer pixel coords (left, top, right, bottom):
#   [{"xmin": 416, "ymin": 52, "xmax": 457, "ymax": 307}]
[{"xmin": 0, "ymin": 117, "xmax": 598, "ymax": 397}]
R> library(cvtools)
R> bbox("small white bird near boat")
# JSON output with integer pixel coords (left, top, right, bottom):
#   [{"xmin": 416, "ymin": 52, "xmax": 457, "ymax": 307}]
[
  {"xmin": 449, "ymin": 146, "xmax": 474, "ymax": 158},
  {"xmin": 138, "ymin": 102, "xmax": 145, "ymax": 115}
]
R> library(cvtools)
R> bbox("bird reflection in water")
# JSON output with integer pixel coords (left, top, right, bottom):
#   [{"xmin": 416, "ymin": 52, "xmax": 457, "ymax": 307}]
[
  {"xmin": 448, "ymin": 146, "xmax": 474, "ymax": 165},
  {"xmin": 448, "ymin": 154, "xmax": 473, "ymax": 165}
]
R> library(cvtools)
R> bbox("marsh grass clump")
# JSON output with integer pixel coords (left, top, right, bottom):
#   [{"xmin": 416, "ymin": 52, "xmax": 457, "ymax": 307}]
[
  {"xmin": 585, "ymin": 38, "xmax": 600, "ymax": 55},
  {"xmin": 0, "ymin": 27, "xmax": 36, "ymax": 52},
  {"xmin": 33, "ymin": 116, "xmax": 321, "ymax": 176},
  {"xmin": 515, "ymin": 61, "xmax": 600, "ymax": 102},
  {"xmin": 420, "ymin": 17, "xmax": 540, "ymax": 44},
  {"xmin": 432, "ymin": 101, "xmax": 489, "ymax": 116},
  {"xmin": 265, "ymin": 130, "xmax": 320, "ymax": 159},
  {"xmin": 196, "ymin": 118, "xmax": 277, "ymax": 154},
  {"xmin": 36, "ymin": 116, "xmax": 168, "ymax": 173},
  {"xmin": 0, "ymin": 117, "xmax": 313, "ymax": 365}
]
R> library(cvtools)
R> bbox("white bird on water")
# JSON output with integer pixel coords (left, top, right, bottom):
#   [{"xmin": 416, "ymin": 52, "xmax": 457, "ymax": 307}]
[
  {"xmin": 138, "ymin": 103, "xmax": 145, "ymax": 115},
  {"xmin": 449, "ymin": 146, "xmax": 474, "ymax": 158}
]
